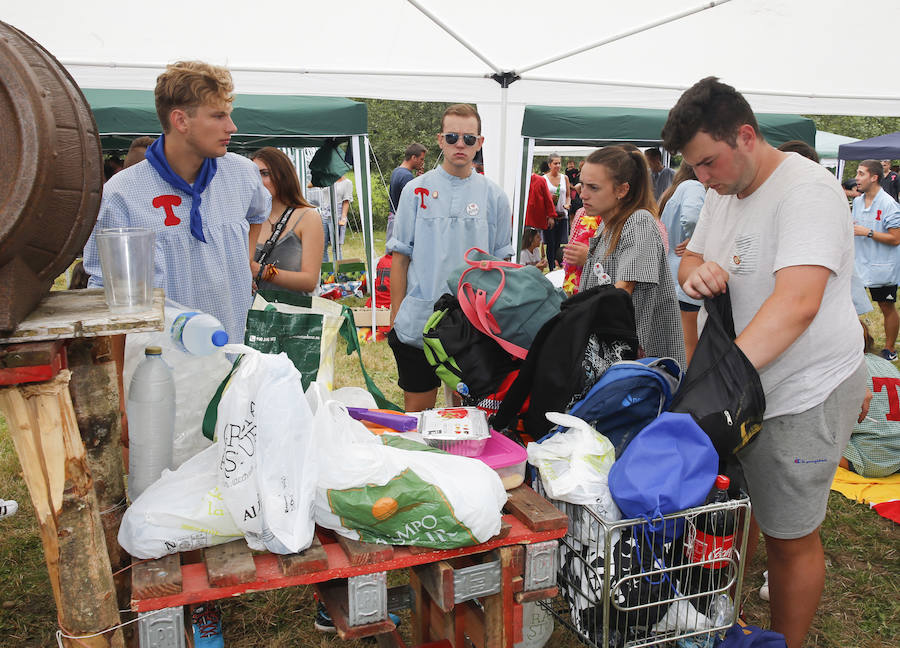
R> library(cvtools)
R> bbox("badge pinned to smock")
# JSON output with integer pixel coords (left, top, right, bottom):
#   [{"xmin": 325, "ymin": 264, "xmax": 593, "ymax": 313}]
[
  {"xmin": 466, "ymin": 203, "xmax": 479, "ymax": 217},
  {"xmin": 593, "ymin": 261, "xmax": 612, "ymax": 286}
]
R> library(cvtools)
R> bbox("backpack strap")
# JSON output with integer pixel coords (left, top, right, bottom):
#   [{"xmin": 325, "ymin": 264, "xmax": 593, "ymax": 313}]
[{"xmin": 457, "ymin": 248, "xmax": 530, "ymax": 359}]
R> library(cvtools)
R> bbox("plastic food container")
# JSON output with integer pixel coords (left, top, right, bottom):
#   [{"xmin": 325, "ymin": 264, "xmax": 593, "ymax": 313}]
[
  {"xmin": 420, "ymin": 407, "xmax": 491, "ymax": 456},
  {"xmin": 476, "ymin": 431, "xmax": 529, "ymax": 490}
]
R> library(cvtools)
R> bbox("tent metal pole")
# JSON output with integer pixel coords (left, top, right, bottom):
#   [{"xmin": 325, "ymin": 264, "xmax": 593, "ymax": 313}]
[
  {"xmin": 352, "ymin": 135, "xmax": 378, "ymax": 332},
  {"xmin": 514, "ymin": 0, "xmax": 734, "ymax": 75},
  {"xmin": 515, "ymin": 138, "xmax": 535, "ymax": 258},
  {"xmin": 405, "ymin": 0, "xmax": 503, "ymax": 75},
  {"xmin": 329, "ymin": 184, "xmax": 340, "ymax": 262},
  {"xmin": 498, "ymin": 85, "xmax": 509, "ymax": 209}
]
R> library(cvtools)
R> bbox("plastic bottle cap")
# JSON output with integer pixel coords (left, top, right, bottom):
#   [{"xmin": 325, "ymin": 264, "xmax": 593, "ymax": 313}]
[
  {"xmin": 715, "ymin": 474, "xmax": 730, "ymax": 490},
  {"xmin": 211, "ymin": 330, "xmax": 228, "ymax": 347},
  {"xmin": 144, "ymin": 346, "xmax": 162, "ymax": 355}
]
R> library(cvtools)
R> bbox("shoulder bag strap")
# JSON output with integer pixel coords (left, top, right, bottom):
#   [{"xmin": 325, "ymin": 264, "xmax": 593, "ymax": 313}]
[{"xmin": 254, "ymin": 207, "xmax": 295, "ymax": 287}]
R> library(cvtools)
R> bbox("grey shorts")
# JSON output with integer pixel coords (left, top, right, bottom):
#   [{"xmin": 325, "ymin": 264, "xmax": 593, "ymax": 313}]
[{"xmin": 738, "ymin": 361, "xmax": 866, "ymax": 539}]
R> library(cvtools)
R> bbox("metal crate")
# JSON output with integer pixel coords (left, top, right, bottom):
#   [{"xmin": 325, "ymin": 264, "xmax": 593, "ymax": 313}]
[{"xmin": 534, "ymin": 475, "xmax": 751, "ymax": 648}]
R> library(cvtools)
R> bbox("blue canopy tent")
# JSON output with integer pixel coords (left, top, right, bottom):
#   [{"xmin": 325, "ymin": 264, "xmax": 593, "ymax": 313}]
[{"xmin": 837, "ymin": 132, "xmax": 900, "ymax": 179}]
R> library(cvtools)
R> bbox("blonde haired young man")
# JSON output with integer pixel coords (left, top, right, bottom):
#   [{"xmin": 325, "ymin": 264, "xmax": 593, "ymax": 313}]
[{"xmin": 83, "ymin": 61, "xmax": 270, "ymax": 342}]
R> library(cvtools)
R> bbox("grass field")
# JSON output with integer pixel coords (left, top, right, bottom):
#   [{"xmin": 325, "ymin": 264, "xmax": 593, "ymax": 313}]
[{"xmin": 0, "ymin": 229, "xmax": 896, "ymax": 647}]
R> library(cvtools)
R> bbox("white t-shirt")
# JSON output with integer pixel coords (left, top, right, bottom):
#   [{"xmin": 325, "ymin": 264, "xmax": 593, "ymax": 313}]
[
  {"xmin": 519, "ymin": 247, "xmax": 542, "ymax": 265},
  {"xmin": 333, "ymin": 177, "xmax": 353, "ymax": 217},
  {"xmin": 688, "ymin": 153, "xmax": 862, "ymax": 419}
]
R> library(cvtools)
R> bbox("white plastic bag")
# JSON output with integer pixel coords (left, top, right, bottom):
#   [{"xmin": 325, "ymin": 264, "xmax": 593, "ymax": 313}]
[
  {"xmin": 528, "ymin": 412, "xmax": 621, "ymax": 548},
  {"xmin": 118, "ymin": 445, "xmax": 243, "ymax": 559},
  {"xmin": 527, "ymin": 412, "xmax": 616, "ymax": 504},
  {"xmin": 309, "ymin": 392, "xmax": 506, "ymax": 549},
  {"xmin": 213, "ymin": 344, "xmax": 317, "ymax": 554}
]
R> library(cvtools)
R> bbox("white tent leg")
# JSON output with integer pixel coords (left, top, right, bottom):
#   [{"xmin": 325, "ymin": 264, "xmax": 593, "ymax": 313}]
[{"xmin": 352, "ymin": 135, "xmax": 378, "ymax": 332}]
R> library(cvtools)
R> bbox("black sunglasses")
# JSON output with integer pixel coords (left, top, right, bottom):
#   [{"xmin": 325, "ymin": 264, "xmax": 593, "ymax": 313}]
[{"xmin": 442, "ymin": 132, "xmax": 478, "ymax": 146}]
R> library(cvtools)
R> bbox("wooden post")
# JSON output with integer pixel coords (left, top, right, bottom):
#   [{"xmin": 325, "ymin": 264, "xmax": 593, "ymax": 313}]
[
  {"xmin": 67, "ymin": 337, "xmax": 130, "ymax": 604},
  {"xmin": 0, "ymin": 371, "xmax": 124, "ymax": 647}
]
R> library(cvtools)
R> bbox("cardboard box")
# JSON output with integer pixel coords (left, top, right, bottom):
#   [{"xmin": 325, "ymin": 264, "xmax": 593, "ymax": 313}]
[{"xmin": 352, "ymin": 307, "xmax": 391, "ymax": 328}]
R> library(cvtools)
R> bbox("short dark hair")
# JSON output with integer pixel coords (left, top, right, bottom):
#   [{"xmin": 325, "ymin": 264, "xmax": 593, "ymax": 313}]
[
  {"xmin": 860, "ymin": 159, "xmax": 884, "ymax": 182},
  {"xmin": 644, "ymin": 147, "xmax": 662, "ymax": 161},
  {"xmin": 661, "ymin": 76, "xmax": 760, "ymax": 153},
  {"xmin": 778, "ymin": 140, "xmax": 819, "ymax": 163},
  {"xmin": 404, "ymin": 142, "xmax": 426, "ymax": 160}
]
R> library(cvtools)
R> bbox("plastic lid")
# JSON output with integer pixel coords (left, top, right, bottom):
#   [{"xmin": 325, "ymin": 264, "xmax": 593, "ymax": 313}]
[
  {"xmin": 212, "ymin": 330, "xmax": 228, "ymax": 347},
  {"xmin": 715, "ymin": 475, "xmax": 730, "ymax": 490},
  {"xmin": 476, "ymin": 430, "xmax": 528, "ymax": 469},
  {"xmin": 144, "ymin": 346, "xmax": 162, "ymax": 355}
]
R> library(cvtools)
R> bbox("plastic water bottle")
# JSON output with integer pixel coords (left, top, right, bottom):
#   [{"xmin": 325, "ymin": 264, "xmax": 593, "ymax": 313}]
[
  {"xmin": 168, "ymin": 308, "xmax": 228, "ymax": 355},
  {"xmin": 127, "ymin": 346, "xmax": 175, "ymax": 501}
]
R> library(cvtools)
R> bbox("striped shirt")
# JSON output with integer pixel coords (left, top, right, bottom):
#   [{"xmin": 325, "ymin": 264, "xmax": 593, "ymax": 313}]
[
  {"xmin": 84, "ymin": 153, "xmax": 271, "ymax": 343},
  {"xmin": 581, "ymin": 210, "xmax": 685, "ymax": 367}
]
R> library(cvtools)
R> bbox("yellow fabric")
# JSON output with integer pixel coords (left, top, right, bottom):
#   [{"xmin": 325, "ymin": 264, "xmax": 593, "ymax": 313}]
[{"xmin": 830, "ymin": 466, "xmax": 900, "ymax": 505}]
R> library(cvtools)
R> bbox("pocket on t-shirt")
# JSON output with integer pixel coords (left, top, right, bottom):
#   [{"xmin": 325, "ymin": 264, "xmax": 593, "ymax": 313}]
[{"xmin": 728, "ymin": 233, "xmax": 760, "ymax": 276}]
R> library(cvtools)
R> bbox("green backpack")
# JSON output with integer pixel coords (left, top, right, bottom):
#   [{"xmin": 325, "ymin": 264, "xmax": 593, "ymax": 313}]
[{"xmin": 422, "ymin": 293, "xmax": 520, "ymax": 400}]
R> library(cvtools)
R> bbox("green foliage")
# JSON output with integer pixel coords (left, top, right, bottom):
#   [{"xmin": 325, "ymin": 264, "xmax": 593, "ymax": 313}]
[{"xmin": 351, "ymin": 98, "xmax": 450, "ymax": 230}]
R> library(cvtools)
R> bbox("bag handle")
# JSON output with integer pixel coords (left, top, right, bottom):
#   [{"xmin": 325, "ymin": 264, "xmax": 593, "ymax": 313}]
[{"xmin": 456, "ymin": 248, "xmax": 529, "ymax": 359}]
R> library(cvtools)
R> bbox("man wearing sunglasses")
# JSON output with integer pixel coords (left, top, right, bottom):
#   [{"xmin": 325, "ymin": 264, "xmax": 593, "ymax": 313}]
[{"xmin": 387, "ymin": 103, "xmax": 514, "ymax": 411}]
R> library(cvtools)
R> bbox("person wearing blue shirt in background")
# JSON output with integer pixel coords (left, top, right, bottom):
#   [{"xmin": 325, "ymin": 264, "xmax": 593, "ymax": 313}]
[
  {"xmin": 852, "ymin": 159, "xmax": 900, "ymax": 361},
  {"xmin": 386, "ymin": 143, "xmax": 427, "ymax": 252},
  {"xmin": 387, "ymin": 104, "xmax": 513, "ymax": 411}
]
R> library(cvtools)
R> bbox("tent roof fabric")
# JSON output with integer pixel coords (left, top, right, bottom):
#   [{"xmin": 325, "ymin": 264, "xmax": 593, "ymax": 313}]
[
  {"xmin": 84, "ymin": 89, "xmax": 368, "ymax": 151},
  {"xmin": 816, "ymin": 130, "xmax": 859, "ymax": 160},
  {"xmin": 838, "ymin": 132, "xmax": 900, "ymax": 161},
  {"xmin": 520, "ymin": 105, "xmax": 816, "ymax": 149}
]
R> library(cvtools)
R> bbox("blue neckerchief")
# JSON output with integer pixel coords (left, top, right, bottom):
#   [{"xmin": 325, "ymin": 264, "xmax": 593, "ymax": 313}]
[{"xmin": 144, "ymin": 134, "xmax": 218, "ymax": 242}]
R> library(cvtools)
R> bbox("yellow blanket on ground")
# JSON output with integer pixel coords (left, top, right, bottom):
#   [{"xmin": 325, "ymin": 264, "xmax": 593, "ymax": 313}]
[{"xmin": 830, "ymin": 466, "xmax": 900, "ymax": 505}]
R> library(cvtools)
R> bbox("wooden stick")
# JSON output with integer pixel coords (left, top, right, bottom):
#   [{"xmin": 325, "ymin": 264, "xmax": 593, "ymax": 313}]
[{"xmin": 0, "ymin": 371, "xmax": 124, "ymax": 647}]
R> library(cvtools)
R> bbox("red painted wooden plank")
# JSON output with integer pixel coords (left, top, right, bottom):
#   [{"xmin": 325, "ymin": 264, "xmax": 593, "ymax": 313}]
[{"xmin": 131, "ymin": 514, "xmax": 566, "ymax": 612}]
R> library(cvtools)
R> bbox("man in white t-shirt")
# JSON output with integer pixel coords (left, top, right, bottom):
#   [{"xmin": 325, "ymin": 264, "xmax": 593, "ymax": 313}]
[{"xmin": 662, "ymin": 77, "xmax": 869, "ymax": 648}]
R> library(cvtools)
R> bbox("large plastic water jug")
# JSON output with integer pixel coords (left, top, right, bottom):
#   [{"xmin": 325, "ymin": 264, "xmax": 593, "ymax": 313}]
[{"xmin": 127, "ymin": 346, "xmax": 176, "ymax": 501}]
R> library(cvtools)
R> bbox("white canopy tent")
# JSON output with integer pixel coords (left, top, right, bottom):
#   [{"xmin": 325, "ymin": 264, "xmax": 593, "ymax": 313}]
[{"xmin": 6, "ymin": 0, "xmax": 900, "ymax": 244}]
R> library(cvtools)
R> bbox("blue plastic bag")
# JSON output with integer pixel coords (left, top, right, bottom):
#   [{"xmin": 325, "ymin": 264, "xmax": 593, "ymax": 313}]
[
  {"xmin": 717, "ymin": 624, "xmax": 787, "ymax": 647},
  {"xmin": 608, "ymin": 411, "xmax": 718, "ymax": 539}
]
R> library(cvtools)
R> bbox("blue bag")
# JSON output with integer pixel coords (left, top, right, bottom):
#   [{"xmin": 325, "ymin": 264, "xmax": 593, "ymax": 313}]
[
  {"xmin": 717, "ymin": 624, "xmax": 787, "ymax": 647},
  {"xmin": 547, "ymin": 357, "xmax": 682, "ymax": 456},
  {"xmin": 608, "ymin": 411, "xmax": 718, "ymax": 539}
]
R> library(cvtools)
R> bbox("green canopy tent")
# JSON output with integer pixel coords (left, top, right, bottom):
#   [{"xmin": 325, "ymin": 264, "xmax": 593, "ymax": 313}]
[
  {"xmin": 514, "ymin": 105, "xmax": 817, "ymax": 246},
  {"xmin": 85, "ymin": 89, "xmax": 380, "ymax": 328}
]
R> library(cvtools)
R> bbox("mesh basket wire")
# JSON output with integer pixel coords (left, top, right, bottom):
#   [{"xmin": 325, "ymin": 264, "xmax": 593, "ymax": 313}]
[{"xmin": 534, "ymin": 474, "xmax": 751, "ymax": 648}]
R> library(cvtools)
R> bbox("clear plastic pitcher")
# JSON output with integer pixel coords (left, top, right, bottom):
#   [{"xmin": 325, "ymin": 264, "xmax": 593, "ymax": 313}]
[{"xmin": 95, "ymin": 227, "xmax": 155, "ymax": 312}]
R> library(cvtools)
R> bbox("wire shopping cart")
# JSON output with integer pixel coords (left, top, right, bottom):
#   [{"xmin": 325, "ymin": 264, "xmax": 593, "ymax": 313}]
[{"xmin": 535, "ymin": 475, "xmax": 751, "ymax": 648}]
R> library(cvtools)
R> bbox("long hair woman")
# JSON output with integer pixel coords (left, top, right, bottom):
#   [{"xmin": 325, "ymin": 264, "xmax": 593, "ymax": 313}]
[
  {"xmin": 579, "ymin": 146, "xmax": 685, "ymax": 365},
  {"xmin": 658, "ymin": 163, "xmax": 706, "ymax": 363},
  {"xmin": 250, "ymin": 148, "xmax": 325, "ymax": 295}
]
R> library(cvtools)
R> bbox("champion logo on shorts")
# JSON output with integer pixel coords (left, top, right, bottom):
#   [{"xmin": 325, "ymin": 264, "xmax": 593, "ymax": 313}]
[{"xmin": 794, "ymin": 457, "xmax": 827, "ymax": 464}]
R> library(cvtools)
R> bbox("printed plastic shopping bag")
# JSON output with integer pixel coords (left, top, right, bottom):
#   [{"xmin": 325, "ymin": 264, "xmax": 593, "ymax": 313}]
[
  {"xmin": 212, "ymin": 344, "xmax": 317, "ymax": 554},
  {"xmin": 118, "ymin": 445, "xmax": 242, "ymax": 559},
  {"xmin": 308, "ymin": 388, "xmax": 507, "ymax": 549}
]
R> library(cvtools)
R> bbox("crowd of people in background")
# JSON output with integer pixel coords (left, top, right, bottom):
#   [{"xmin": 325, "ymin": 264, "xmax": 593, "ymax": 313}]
[{"xmin": 82, "ymin": 60, "xmax": 900, "ymax": 648}]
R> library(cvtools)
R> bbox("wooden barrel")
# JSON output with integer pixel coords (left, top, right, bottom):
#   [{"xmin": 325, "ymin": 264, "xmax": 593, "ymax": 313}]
[{"xmin": 0, "ymin": 21, "xmax": 102, "ymax": 331}]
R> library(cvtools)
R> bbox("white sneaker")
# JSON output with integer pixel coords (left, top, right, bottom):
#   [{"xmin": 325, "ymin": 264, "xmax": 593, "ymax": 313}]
[
  {"xmin": 0, "ymin": 499, "xmax": 18, "ymax": 520},
  {"xmin": 759, "ymin": 570, "xmax": 769, "ymax": 601}
]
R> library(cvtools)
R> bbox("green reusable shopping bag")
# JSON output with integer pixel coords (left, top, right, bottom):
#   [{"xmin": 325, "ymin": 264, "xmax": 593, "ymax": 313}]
[{"xmin": 201, "ymin": 290, "xmax": 399, "ymax": 441}]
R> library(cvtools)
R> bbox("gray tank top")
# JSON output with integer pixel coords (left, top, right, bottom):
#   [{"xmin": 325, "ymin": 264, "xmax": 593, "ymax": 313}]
[{"xmin": 255, "ymin": 224, "xmax": 316, "ymax": 296}]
